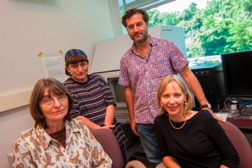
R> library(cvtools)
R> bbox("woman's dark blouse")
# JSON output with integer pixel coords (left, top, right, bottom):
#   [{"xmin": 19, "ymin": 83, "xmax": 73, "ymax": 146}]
[
  {"xmin": 154, "ymin": 110, "xmax": 239, "ymax": 168},
  {"xmin": 63, "ymin": 74, "xmax": 127, "ymax": 146}
]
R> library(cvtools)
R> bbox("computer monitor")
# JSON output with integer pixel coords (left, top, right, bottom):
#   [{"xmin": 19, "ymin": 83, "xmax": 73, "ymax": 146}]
[
  {"xmin": 221, "ymin": 50, "xmax": 252, "ymax": 97},
  {"xmin": 107, "ymin": 77, "xmax": 126, "ymax": 108}
]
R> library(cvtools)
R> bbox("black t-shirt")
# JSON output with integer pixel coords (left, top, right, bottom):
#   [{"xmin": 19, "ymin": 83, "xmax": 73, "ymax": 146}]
[{"xmin": 154, "ymin": 110, "xmax": 239, "ymax": 168}]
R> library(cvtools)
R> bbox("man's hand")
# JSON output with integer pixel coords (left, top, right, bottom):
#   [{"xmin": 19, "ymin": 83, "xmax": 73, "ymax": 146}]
[
  {"xmin": 204, "ymin": 108, "xmax": 226, "ymax": 122},
  {"xmin": 130, "ymin": 120, "xmax": 139, "ymax": 136}
]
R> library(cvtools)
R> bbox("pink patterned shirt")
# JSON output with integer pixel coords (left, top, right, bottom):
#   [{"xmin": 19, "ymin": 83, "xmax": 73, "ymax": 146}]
[{"xmin": 119, "ymin": 36, "xmax": 189, "ymax": 123}]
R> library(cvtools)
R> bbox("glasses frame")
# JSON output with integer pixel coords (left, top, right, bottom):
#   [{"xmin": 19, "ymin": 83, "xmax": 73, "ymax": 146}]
[{"xmin": 39, "ymin": 94, "xmax": 68, "ymax": 107}]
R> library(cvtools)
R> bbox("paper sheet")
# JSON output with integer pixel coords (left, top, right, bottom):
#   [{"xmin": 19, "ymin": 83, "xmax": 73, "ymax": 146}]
[
  {"xmin": 214, "ymin": 113, "xmax": 228, "ymax": 121},
  {"xmin": 42, "ymin": 55, "xmax": 66, "ymax": 82}
]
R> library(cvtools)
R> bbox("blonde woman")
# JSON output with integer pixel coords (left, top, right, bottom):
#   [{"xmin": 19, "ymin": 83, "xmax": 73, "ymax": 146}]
[{"xmin": 154, "ymin": 75, "xmax": 239, "ymax": 168}]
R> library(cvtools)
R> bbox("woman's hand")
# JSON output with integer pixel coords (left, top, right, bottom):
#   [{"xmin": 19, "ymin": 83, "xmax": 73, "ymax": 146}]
[{"xmin": 99, "ymin": 125, "xmax": 115, "ymax": 131}]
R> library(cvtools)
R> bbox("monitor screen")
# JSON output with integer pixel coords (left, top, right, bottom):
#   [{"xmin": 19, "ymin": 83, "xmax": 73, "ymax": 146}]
[
  {"xmin": 107, "ymin": 77, "xmax": 126, "ymax": 107},
  {"xmin": 221, "ymin": 50, "xmax": 252, "ymax": 97}
]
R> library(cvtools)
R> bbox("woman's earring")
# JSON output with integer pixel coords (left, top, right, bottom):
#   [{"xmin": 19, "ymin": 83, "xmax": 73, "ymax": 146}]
[{"xmin": 184, "ymin": 101, "xmax": 187, "ymax": 106}]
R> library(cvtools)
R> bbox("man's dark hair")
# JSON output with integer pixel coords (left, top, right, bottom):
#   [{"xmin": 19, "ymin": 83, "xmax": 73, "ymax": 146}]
[{"xmin": 121, "ymin": 8, "xmax": 149, "ymax": 27}]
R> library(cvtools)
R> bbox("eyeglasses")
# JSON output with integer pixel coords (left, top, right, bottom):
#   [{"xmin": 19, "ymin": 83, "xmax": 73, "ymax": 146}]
[{"xmin": 40, "ymin": 94, "xmax": 68, "ymax": 106}]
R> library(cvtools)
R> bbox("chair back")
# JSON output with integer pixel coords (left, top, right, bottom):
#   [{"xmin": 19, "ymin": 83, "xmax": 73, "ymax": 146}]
[
  {"xmin": 91, "ymin": 129, "xmax": 124, "ymax": 168},
  {"xmin": 218, "ymin": 121, "xmax": 252, "ymax": 168}
]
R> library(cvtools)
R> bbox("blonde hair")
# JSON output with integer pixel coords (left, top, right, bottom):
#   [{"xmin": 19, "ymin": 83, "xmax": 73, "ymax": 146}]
[{"xmin": 156, "ymin": 75, "xmax": 193, "ymax": 115}]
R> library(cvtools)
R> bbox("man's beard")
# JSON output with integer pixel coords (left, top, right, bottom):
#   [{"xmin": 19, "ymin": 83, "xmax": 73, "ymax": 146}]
[{"xmin": 131, "ymin": 31, "xmax": 149, "ymax": 44}]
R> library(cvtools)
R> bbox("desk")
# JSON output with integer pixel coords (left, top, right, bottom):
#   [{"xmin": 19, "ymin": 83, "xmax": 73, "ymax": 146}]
[
  {"xmin": 226, "ymin": 116, "xmax": 252, "ymax": 148},
  {"xmin": 227, "ymin": 117, "xmax": 252, "ymax": 130},
  {"xmin": 219, "ymin": 105, "xmax": 252, "ymax": 130},
  {"xmin": 218, "ymin": 99, "xmax": 252, "ymax": 147}
]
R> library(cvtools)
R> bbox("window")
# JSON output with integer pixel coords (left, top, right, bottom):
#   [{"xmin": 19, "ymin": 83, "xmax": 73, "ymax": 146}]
[
  {"xmin": 120, "ymin": 0, "xmax": 175, "ymax": 11},
  {"xmin": 118, "ymin": 0, "xmax": 252, "ymax": 58}
]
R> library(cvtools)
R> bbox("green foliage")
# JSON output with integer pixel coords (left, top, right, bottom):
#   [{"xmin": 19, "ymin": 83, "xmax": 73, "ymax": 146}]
[
  {"xmin": 147, "ymin": 0, "xmax": 252, "ymax": 58},
  {"xmin": 148, "ymin": 9, "xmax": 179, "ymax": 27}
]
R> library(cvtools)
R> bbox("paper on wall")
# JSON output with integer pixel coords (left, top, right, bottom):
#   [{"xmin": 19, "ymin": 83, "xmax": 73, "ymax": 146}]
[{"xmin": 42, "ymin": 55, "xmax": 66, "ymax": 82}]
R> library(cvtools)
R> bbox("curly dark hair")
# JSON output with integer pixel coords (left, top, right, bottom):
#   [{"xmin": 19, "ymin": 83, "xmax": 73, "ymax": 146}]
[{"xmin": 121, "ymin": 8, "xmax": 149, "ymax": 27}]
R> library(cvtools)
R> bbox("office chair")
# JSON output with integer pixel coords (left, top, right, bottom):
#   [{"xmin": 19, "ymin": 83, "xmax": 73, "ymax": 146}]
[
  {"xmin": 218, "ymin": 121, "xmax": 252, "ymax": 168},
  {"xmin": 91, "ymin": 129, "xmax": 146, "ymax": 168},
  {"xmin": 91, "ymin": 129, "xmax": 125, "ymax": 168}
]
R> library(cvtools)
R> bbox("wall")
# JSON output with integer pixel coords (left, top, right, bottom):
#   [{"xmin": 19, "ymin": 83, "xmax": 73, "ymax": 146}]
[
  {"xmin": 0, "ymin": 0, "xmax": 116, "ymax": 167},
  {"xmin": 0, "ymin": 106, "xmax": 33, "ymax": 167}
]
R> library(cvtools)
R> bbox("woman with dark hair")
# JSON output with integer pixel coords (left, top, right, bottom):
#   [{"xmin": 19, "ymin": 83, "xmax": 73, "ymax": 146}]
[{"xmin": 12, "ymin": 78, "xmax": 112, "ymax": 168}]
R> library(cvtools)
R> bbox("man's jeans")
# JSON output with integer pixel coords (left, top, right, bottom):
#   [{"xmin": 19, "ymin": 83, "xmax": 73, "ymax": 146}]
[{"xmin": 137, "ymin": 123, "xmax": 162, "ymax": 168}]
